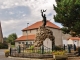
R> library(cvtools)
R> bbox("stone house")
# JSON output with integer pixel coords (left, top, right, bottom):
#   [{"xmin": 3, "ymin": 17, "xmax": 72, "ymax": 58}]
[{"xmin": 15, "ymin": 20, "xmax": 63, "ymax": 47}]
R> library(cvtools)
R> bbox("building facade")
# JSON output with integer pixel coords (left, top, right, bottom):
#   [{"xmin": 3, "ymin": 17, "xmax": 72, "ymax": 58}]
[
  {"xmin": 15, "ymin": 20, "xmax": 63, "ymax": 47},
  {"xmin": 67, "ymin": 37, "xmax": 80, "ymax": 47}
]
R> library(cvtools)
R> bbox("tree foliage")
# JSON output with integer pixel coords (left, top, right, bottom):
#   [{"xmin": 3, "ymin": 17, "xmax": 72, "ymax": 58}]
[
  {"xmin": 3, "ymin": 37, "xmax": 7, "ymax": 43},
  {"xmin": 54, "ymin": 0, "xmax": 80, "ymax": 36},
  {"xmin": 7, "ymin": 33, "xmax": 17, "ymax": 45}
]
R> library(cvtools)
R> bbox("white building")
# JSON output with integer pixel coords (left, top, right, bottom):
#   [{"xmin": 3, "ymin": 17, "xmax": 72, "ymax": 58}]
[
  {"xmin": 15, "ymin": 20, "xmax": 63, "ymax": 47},
  {"xmin": 67, "ymin": 37, "xmax": 80, "ymax": 47}
]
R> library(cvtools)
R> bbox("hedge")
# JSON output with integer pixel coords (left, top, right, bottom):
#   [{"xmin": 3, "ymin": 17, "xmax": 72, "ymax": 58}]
[{"xmin": 0, "ymin": 42, "xmax": 8, "ymax": 49}]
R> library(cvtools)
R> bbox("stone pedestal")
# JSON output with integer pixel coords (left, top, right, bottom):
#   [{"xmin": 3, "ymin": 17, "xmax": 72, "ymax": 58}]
[
  {"xmin": 34, "ymin": 26, "xmax": 55, "ymax": 51},
  {"xmin": 53, "ymin": 55, "xmax": 68, "ymax": 60}
]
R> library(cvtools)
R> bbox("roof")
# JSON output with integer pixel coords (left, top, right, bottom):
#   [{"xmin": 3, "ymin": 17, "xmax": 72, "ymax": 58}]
[
  {"xmin": 15, "ymin": 35, "xmax": 35, "ymax": 41},
  {"xmin": 68, "ymin": 37, "xmax": 80, "ymax": 40},
  {"xmin": 22, "ymin": 20, "xmax": 60, "ymax": 31}
]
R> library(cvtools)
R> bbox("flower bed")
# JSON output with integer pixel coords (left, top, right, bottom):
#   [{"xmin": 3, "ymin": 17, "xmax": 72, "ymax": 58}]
[
  {"xmin": 52, "ymin": 50, "xmax": 68, "ymax": 60},
  {"xmin": 53, "ymin": 55, "xmax": 68, "ymax": 60},
  {"xmin": 4, "ymin": 50, "xmax": 9, "ymax": 57}
]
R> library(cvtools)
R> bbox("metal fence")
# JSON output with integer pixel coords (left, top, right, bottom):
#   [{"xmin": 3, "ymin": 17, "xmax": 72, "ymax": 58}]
[{"xmin": 9, "ymin": 45, "xmax": 53, "ymax": 58}]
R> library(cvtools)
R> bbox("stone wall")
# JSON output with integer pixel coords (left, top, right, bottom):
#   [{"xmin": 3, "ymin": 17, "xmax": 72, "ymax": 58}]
[{"xmin": 34, "ymin": 26, "xmax": 55, "ymax": 47}]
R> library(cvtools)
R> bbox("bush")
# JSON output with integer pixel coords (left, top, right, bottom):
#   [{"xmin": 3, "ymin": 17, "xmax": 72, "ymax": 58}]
[
  {"xmin": 4, "ymin": 50, "xmax": 9, "ymax": 57},
  {"xmin": 29, "ymin": 46, "xmax": 34, "ymax": 50},
  {"xmin": 0, "ymin": 42, "xmax": 8, "ymax": 49},
  {"xmin": 52, "ymin": 50, "xmax": 66, "ymax": 55},
  {"xmin": 54, "ymin": 46, "xmax": 63, "ymax": 51}
]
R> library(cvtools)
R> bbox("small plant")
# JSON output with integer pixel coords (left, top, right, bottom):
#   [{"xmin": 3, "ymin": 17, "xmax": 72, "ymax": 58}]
[
  {"xmin": 29, "ymin": 46, "xmax": 34, "ymax": 50},
  {"xmin": 52, "ymin": 50, "xmax": 67, "ymax": 55},
  {"xmin": 4, "ymin": 50, "xmax": 9, "ymax": 57}
]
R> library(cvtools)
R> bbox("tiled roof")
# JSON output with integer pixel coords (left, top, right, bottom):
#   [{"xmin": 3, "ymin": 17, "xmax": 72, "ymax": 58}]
[
  {"xmin": 15, "ymin": 35, "xmax": 35, "ymax": 41},
  {"xmin": 22, "ymin": 20, "xmax": 60, "ymax": 31},
  {"xmin": 68, "ymin": 37, "xmax": 80, "ymax": 40}
]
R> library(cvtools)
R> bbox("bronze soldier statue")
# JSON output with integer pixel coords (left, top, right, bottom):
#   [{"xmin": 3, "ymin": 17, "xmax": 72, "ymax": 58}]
[{"xmin": 41, "ymin": 9, "xmax": 47, "ymax": 27}]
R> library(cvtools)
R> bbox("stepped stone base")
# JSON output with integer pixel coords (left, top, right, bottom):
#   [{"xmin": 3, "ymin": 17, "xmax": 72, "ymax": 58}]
[
  {"xmin": 34, "ymin": 26, "xmax": 55, "ymax": 47},
  {"xmin": 67, "ymin": 53, "xmax": 78, "ymax": 57},
  {"xmin": 11, "ymin": 53, "xmax": 53, "ymax": 58}
]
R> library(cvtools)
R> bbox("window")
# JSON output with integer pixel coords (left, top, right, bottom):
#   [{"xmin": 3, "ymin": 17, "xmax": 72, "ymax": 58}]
[
  {"xmin": 22, "ymin": 42, "xmax": 24, "ymax": 44},
  {"xmin": 18, "ymin": 42, "xmax": 21, "ymax": 44},
  {"xmin": 26, "ymin": 42, "xmax": 28, "ymax": 45},
  {"xmin": 30, "ymin": 42, "xmax": 32, "ymax": 44},
  {"xmin": 36, "ymin": 29, "xmax": 38, "ymax": 32},
  {"xmin": 30, "ymin": 30, "xmax": 31, "ymax": 33}
]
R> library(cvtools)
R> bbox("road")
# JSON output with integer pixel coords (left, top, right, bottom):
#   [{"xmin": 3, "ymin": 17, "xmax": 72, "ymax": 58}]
[{"xmin": 0, "ymin": 49, "xmax": 27, "ymax": 60}]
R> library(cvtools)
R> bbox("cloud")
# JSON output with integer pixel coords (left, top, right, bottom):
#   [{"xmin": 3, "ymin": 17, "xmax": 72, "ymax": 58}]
[
  {"xmin": 0, "ymin": 0, "xmax": 62, "ymax": 37},
  {"xmin": 0, "ymin": 6, "xmax": 31, "ymax": 20}
]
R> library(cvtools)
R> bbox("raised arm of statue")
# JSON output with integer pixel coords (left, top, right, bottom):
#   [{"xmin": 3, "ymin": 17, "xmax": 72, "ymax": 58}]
[
  {"xmin": 41, "ymin": 9, "xmax": 47, "ymax": 27},
  {"xmin": 41, "ymin": 10, "xmax": 44, "ymax": 17}
]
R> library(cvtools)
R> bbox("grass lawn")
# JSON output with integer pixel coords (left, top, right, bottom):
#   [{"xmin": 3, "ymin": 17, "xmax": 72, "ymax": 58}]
[{"xmin": 11, "ymin": 45, "xmax": 15, "ymax": 48}]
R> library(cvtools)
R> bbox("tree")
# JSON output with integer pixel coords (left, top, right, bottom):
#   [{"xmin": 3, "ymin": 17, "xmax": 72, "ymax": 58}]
[
  {"xmin": 54, "ymin": 0, "xmax": 80, "ymax": 36},
  {"xmin": 7, "ymin": 33, "xmax": 17, "ymax": 45},
  {"xmin": 3, "ymin": 37, "xmax": 7, "ymax": 43}
]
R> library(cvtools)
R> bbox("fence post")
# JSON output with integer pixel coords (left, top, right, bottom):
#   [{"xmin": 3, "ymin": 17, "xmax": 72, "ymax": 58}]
[
  {"xmin": 10, "ymin": 47, "xmax": 11, "ymax": 56},
  {"xmin": 42, "ymin": 45, "xmax": 44, "ymax": 54},
  {"xmin": 74, "ymin": 44, "xmax": 76, "ymax": 51},
  {"xmin": 68, "ymin": 45, "xmax": 71, "ymax": 53},
  {"xmin": 63, "ymin": 44, "xmax": 65, "ymax": 50},
  {"xmin": 78, "ymin": 47, "xmax": 80, "ymax": 56},
  {"xmin": 52, "ymin": 39, "xmax": 55, "ymax": 51},
  {"xmin": 17, "ymin": 45, "xmax": 21, "ymax": 53}
]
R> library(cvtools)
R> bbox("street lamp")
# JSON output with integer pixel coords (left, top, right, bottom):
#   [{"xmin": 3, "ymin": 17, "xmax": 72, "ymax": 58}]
[
  {"xmin": 27, "ymin": 23, "xmax": 29, "ymax": 39},
  {"xmin": 26, "ymin": 23, "xmax": 29, "ymax": 47}
]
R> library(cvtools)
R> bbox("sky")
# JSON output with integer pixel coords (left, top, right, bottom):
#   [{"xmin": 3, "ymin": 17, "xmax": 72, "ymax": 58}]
[{"xmin": 0, "ymin": 0, "xmax": 63, "ymax": 37}]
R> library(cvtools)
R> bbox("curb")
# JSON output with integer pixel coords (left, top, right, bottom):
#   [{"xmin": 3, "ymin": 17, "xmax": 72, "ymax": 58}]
[{"xmin": 8, "ymin": 56, "xmax": 54, "ymax": 60}]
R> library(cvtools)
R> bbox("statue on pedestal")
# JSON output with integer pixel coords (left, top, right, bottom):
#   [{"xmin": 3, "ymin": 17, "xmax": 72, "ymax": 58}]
[
  {"xmin": 33, "ymin": 9, "xmax": 55, "ymax": 51},
  {"xmin": 41, "ymin": 9, "xmax": 47, "ymax": 27}
]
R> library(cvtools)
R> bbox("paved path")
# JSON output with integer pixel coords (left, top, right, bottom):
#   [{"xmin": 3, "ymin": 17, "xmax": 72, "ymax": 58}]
[
  {"xmin": 0, "ymin": 49, "xmax": 53, "ymax": 60},
  {"xmin": 0, "ymin": 49, "xmax": 27, "ymax": 60},
  {"xmin": 0, "ymin": 49, "xmax": 12, "ymax": 60},
  {"xmin": 1, "ymin": 49, "xmax": 80, "ymax": 60},
  {"xmin": 68, "ymin": 57, "xmax": 80, "ymax": 60}
]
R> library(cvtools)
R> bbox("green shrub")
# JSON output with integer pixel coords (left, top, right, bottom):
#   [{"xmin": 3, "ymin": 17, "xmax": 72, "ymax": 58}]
[
  {"xmin": 4, "ymin": 50, "xmax": 9, "ymax": 57},
  {"xmin": 54, "ymin": 46, "xmax": 63, "ymax": 51},
  {"xmin": 0, "ymin": 42, "xmax": 8, "ymax": 49},
  {"xmin": 29, "ymin": 46, "xmax": 34, "ymax": 50}
]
